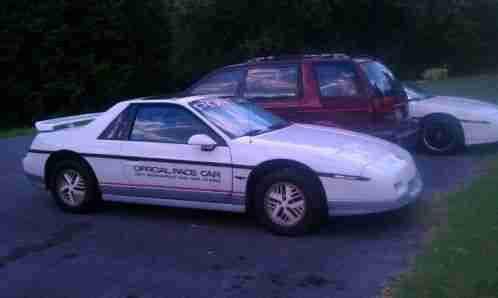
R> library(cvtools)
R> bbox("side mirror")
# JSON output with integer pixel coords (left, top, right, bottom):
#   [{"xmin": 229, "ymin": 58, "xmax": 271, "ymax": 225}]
[{"xmin": 187, "ymin": 134, "xmax": 217, "ymax": 151}]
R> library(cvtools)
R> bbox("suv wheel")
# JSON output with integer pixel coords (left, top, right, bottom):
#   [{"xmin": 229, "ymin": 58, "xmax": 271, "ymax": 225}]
[
  {"xmin": 419, "ymin": 114, "xmax": 464, "ymax": 155},
  {"xmin": 254, "ymin": 168, "xmax": 327, "ymax": 236}
]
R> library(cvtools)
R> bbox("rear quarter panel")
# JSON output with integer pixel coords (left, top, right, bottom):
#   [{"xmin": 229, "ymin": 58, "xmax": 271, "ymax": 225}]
[{"xmin": 25, "ymin": 102, "xmax": 131, "ymax": 184}]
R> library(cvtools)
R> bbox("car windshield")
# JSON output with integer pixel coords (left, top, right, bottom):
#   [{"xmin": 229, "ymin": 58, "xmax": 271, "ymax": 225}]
[
  {"xmin": 403, "ymin": 83, "xmax": 434, "ymax": 101},
  {"xmin": 190, "ymin": 98, "xmax": 290, "ymax": 138}
]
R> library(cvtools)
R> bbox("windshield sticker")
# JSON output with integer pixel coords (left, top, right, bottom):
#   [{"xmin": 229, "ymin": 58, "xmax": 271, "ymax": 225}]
[
  {"xmin": 192, "ymin": 100, "xmax": 229, "ymax": 111},
  {"xmin": 133, "ymin": 165, "xmax": 221, "ymax": 183}
]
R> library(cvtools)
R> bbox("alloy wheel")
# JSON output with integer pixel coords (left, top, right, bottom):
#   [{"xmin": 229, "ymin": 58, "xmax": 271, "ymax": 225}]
[
  {"xmin": 264, "ymin": 182, "xmax": 306, "ymax": 227},
  {"xmin": 56, "ymin": 169, "xmax": 87, "ymax": 207}
]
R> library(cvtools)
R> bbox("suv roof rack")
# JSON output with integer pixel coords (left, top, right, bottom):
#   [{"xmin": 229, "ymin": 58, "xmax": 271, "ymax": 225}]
[
  {"xmin": 247, "ymin": 53, "xmax": 350, "ymax": 63},
  {"xmin": 352, "ymin": 54, "xmax": 377, "ymax": 61}
]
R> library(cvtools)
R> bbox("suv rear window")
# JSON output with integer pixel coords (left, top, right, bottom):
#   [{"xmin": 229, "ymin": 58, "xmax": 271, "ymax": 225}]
[
  {"xmin": 190, "ymin": 69, "xmax": 244, "ymax": 96},
  {"xmin": 359, "ymin": 61, "xmax": 398, "ymax": 95},
  {"xmin": 314, "ymin": 63, "xmax": 360, "ymax": 98},
  {"xmin": 243, "ymin": 65, "xmax": 299, "ymax": 100}
]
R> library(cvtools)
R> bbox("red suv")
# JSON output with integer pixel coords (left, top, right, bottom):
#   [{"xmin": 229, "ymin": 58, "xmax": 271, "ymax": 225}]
[{"xmin": 184, "ymin": 54, "xmax": 419, "ymax": 147}]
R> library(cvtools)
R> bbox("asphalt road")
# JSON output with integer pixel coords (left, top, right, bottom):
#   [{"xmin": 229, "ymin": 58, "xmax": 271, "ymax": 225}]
[{"xmin": 1, "ymin": 136, "xmax": 496, "ymax": 298}]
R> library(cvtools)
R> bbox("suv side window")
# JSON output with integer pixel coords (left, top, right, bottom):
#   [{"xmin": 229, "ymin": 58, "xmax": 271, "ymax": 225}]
[
  {"xmin": 190, "ymin": 69, "xmax": 244, "ymax": 96},
  {"xmin": 314, "ymin": 63, "xmax": 360, "ymax": 98},
  {"xmin": 243, "ymin": 65, "xmax": 299, "ymax": 100},
  {"xmin": 129, "ymin": 104, "xmax": 216, "ymax": 144}
]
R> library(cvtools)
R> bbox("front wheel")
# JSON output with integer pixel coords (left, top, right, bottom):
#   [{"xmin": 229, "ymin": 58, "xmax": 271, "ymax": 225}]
[
  {"xmin": 254, "ymin": 168, "xmax": 327, "ymax": 236},
  {"xmin": 419, "ymin": 114, "xmax": 464, "ymax": 155}
]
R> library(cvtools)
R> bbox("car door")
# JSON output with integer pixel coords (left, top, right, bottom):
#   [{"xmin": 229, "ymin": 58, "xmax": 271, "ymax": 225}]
[
  {"xmin": 92, "ymin": 105, "xmax": 136, "ymax": 186},
  {"xmin": 114, "ymin": 103, "xmax": 234, "ymax": 204},
  {"xmin": 310, "ymin": 62, "xmax": 373, "ymax": 131},
  {"xmin": 241, "ymin": 64, "xmax": 305, "ymax": 119}
]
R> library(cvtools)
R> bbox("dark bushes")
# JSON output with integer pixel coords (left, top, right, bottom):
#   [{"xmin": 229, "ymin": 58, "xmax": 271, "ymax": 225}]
[{"xmin": 2, "ymin": 0, "xmax": 497, "ymax": 128}]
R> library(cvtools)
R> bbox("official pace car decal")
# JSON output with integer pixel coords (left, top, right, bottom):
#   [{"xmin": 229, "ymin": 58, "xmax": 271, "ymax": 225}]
[{"xmin": 133, "ymin": 165, "xmax": 222, "ymax": 184}]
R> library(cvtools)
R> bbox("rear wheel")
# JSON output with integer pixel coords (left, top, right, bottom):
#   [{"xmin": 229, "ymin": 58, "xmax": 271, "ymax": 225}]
[
  {"xmin": 419, "ymin": 114, "xmax": 464, "ymax": 155},
  {"xmin": 254, "ymin": 168, "xmax": 327, "ymax": 236},
  {"xmin": 50, "ymin": 160, "xmax": 100, "ymax": 213}
]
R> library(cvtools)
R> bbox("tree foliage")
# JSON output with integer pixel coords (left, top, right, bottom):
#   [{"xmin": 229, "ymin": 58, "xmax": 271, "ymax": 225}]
[
  {"xmin": 1, "ymin": 0, "xmax": 497, "ymax": 128},
  {"xmin": 1, "ymin": 0, "xmax": 170, "ymax": 127},
  {"xmin": 169, "ymin": 0, "xmax": 498, "ymax": 85}
]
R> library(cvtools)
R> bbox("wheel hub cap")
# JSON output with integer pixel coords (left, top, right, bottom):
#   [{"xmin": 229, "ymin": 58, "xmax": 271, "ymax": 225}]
[
  {"xmin": 264, "ymin": 182, "xmax": 306, "ymax": 227},
  {"xmin": 57, "ymin": 169, "xmax": 86, "ymax": 206},
  {"xmin": 424, "ymin": 123, "xmax": 455, "ymax": 152}
]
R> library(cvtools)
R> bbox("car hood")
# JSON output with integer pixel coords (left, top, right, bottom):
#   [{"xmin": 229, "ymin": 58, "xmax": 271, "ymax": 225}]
[
  {"xmin": 252, "ymin": 123, "xmax": 411, "ymax": 169},
  {"xmin": 410, "ymin": 95, "xmax": 498, "ymax": 120}
]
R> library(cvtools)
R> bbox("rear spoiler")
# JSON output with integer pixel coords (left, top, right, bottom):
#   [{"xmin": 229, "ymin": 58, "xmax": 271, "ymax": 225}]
[{"xmin": 35, "ymin": 113, "xmax": 102, "ymax": 132}]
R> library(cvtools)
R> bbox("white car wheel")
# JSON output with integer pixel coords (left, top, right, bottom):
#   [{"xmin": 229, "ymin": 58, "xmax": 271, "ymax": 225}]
[
  {"xmin": 254, "ymin": 168, "xmax": 327, "ymax": 236},
  {"xmin": 419, "ymin": 114, "xmax": 464, "ymax": 155},
  {"xmin": 56, "ymin": 169, "xmax": 87, "ymax": 207},
  {"xmin": 50, "ymin": 160, "xmax": 100, "ymax": 213},
  {"xmin": 264, "ymin": 182, "xmax": 306, "ymax": 227}
]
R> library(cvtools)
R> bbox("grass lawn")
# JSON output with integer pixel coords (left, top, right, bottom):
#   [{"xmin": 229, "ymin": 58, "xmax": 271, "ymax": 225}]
[
  {"xmin": 418, "ymin": 74, "xmax": 498, "ymax": 103},
  {"xmin": 391, "ymin": 158, "xmax": 498, "ymax": 298},
  {"xmin": 0, "ymin": 127, "xmax": 35, "ymax": 139}
]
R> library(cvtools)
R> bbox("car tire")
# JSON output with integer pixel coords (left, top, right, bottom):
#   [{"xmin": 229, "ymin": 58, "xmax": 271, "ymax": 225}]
[
  {"xmin": 418, "ymin": 114, "xmax": 464, "ymax": 155},
  {"xmin": 50, "ymin": 160, "xmax": 101, "ymax": 213},
  {"xmin": 254, "ymin": 168, "xmax": 327, "ymax": 236}
]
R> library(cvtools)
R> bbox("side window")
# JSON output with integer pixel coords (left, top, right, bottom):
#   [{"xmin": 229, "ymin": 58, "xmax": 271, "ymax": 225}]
[
  {"xmin": 130, "ymin": 105, "xmax": 213, "ymax": 144},
  {"xmin": 99, "ymin": 106, "xmax": 134, "ymax": 140},
  {"xmin": 190, "ymin": 69, "xmax": 244, "ymax": 96},
  {"xmin": 243, "ymin": 65, "xmax": 299, "ymax": 100},
  {"xmin": 314, "ymin": 63, "xmax": 360, "ymax": 98}
]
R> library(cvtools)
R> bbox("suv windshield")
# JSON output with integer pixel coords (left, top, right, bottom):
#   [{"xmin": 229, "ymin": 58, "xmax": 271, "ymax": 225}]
[{"xmin": 190, "ymin": 98, "xmax": 290, "ymax": 138}]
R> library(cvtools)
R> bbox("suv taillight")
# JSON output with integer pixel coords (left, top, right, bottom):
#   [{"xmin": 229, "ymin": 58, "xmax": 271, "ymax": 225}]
[
  {"xmin": 375, "ymin": 96, "xmax": 408, "ymax": 121},
  {"xmin": 394, "ymin": 103, "xmax": 409, "ymax": 120},
  {"xmin": 375, "ymin": 96, "xmax": 394, "ymax": 113}
]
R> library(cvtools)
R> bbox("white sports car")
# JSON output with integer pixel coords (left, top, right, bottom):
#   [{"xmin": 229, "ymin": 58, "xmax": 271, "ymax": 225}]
[
  {"xmin": 406, "ymin": 84, "xmax": 498, "ymax": 154},
  {"xmin": 23, "ymin": 95, "xmax": 422, "ymax": 235}
]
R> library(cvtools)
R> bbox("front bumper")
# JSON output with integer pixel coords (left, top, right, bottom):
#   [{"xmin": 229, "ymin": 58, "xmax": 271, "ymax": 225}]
[{"xmin": 328, "ymin": 172, "xmax": 423, "ymax": 216}]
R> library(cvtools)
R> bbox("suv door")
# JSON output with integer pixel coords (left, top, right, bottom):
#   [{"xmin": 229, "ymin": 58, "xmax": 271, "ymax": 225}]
[
  {"xmin": 241, "ymin": 64, "xmax": 304, "ymax": 118},
  {"xmin": 310, "ymin": 61, "xmax": 373, "ymax": 131},
  {"xmin": 110, "ymin": 103, "xmax": 235, "ymax": 205}
]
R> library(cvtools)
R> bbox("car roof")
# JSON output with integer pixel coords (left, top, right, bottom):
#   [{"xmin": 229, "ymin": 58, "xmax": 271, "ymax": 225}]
[
  {"xmin": 122, "ymin": 94, "xmax": 231, "ymax": 106},
  {"xmin": 217, "ymin": 54, "xmax": 375, "ymax": 70}
]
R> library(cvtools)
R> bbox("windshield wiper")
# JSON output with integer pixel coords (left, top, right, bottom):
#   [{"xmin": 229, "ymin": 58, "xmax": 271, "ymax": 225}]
[
  {"xmin": 240, "ymin": 129, "xmax": 269, "ymax": 137},
  {"xmin": 239, "ymin": 122, "xmax": 291, "ymax": 138},
  {"xmin": 267, "ymin": 122, "xmax": 291, "ymax": 130},
  {"xmin": 413, "ymin": 95, "xmax": 434, "ymax": 101}
]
